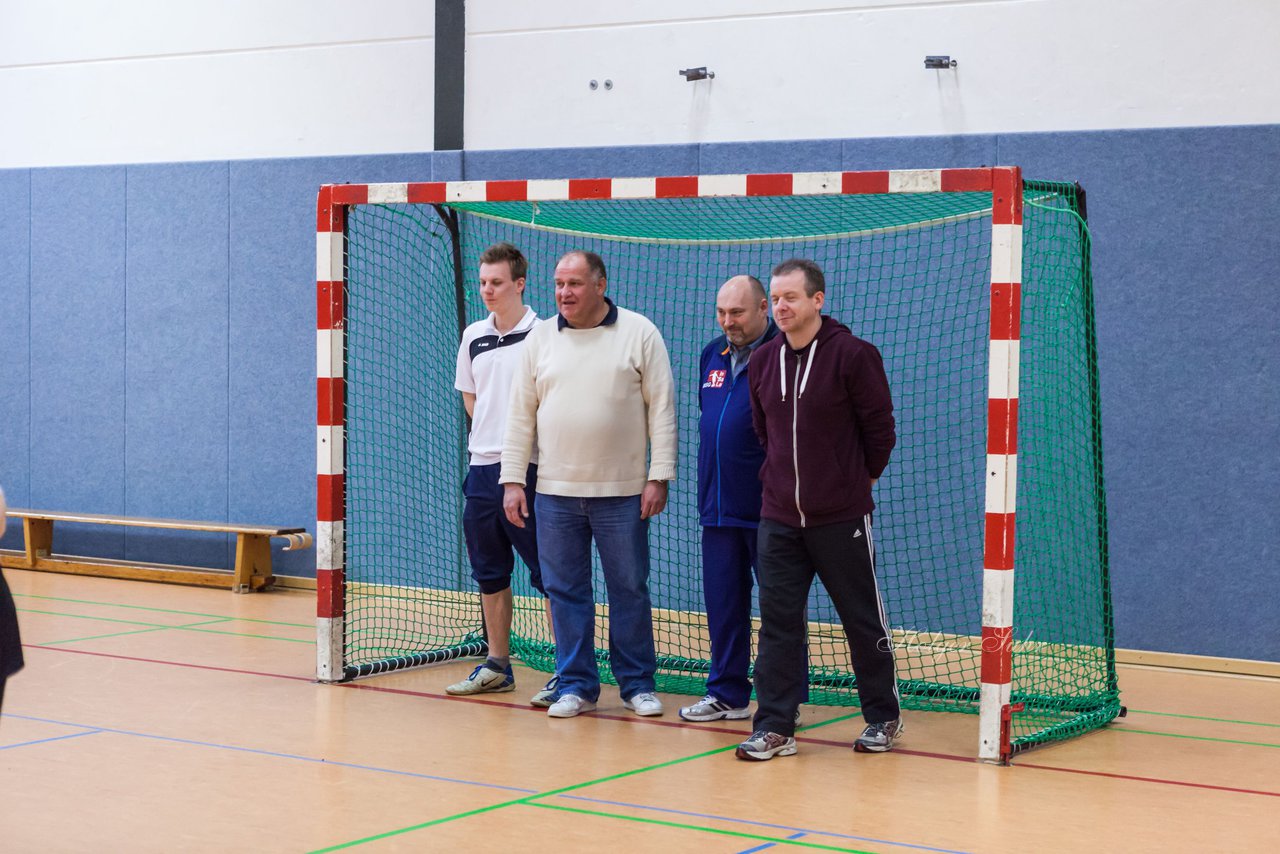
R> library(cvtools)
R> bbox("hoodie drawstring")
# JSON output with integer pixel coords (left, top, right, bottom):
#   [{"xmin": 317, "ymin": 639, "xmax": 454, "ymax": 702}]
[
  {"xmin": 779, "ymin": 337, "xmax": 819, "ymax": 400},
  {"xmin": 798, "ymin": 338, "xmax": 817, "ymax": 398},
  {"xmin": 778, "ymin": 346, "xmax": 787, "ymax": 401}
]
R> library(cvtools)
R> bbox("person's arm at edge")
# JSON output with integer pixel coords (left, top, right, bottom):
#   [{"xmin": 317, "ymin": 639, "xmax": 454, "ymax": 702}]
[
  {"xmin": 640, "ymin": 324, "xmax": 677, "ymax": 519},
  {"xmin": 697, "ymin": 339, "xmax": 715, "ymax": 414},
  {"xmin": 848, "ymin": 342, "xmax": 896, "ymax": 485},
  {"xmin": 455, "ymin": 335, "xmax": 477, "ymax": 419},
  {"xmin": 501, "ymin": 338, "xmax": 539, "ymax": 527},
  {"xmin": 748, "ymin": 352, "xmax": 768, "ymax": 450}
]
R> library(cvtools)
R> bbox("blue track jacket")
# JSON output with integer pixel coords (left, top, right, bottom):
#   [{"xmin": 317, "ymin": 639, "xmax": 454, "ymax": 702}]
[{"xmin": 697, "ymin": 322, "xmax": 779, "ymax": 528}]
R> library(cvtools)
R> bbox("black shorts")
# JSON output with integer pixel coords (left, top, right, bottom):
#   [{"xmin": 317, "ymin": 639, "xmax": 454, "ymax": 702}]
[{"xmin": 462, "ymin": 463, "xmax": 544, "ymax": 595}]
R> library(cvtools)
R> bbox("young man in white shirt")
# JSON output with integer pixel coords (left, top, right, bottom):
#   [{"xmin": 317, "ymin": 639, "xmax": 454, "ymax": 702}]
[{"xmin": 448, "ymin": 242, "xmax": 557, "ymax": 706}]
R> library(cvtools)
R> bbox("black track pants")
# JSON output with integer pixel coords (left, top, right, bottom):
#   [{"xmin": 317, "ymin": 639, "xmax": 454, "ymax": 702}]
[{"xmin": 752, "ymin": 515, "xmax": 900, "ymax": 736}]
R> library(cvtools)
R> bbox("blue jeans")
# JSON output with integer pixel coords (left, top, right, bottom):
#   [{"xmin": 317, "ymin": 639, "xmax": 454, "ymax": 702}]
[{"xmin": 534, "ymin": 494, "xmax": 657, "ymax": 702}]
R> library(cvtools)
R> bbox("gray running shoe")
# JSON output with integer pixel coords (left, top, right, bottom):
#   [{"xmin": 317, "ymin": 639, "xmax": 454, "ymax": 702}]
[
  {"xmin": 735, "ymin": 730, "xmax": 797, "ymax": 761},
  {"xmin": 853, "ymin": 718, "xmax": 904, "ymax": 753}
]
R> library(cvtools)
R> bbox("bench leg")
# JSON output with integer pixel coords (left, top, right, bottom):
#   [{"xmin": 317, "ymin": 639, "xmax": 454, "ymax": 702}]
[
  {"xmin": 232, "ymin": 534, "xmax": 274, "ymax": 594},
  {"xmin": 24, "ymin": 518, "xmax": 54, "ymax": 566}
]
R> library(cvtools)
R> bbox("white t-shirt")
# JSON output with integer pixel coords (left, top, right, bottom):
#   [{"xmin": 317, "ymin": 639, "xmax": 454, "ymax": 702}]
[{"xmin": 454, "ymin": 307, "xmax": 541, "ymax": 466}]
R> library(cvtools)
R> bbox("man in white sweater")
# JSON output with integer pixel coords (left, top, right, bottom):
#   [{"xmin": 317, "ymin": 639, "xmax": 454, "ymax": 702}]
[{"xmin": 501, "ymin": 250, "xmax": 677, "ymax": 718}]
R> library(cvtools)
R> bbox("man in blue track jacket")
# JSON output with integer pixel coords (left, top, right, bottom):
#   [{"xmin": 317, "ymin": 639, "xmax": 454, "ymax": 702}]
[{"xmin": 681, "ymin": 275, "xmax": 779, "ymax": 722}]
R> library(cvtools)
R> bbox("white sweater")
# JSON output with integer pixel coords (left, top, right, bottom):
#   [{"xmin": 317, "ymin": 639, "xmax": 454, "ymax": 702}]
[{"xmin": 500, "ymin": 307, "xmax": 677, "ymax": 497}]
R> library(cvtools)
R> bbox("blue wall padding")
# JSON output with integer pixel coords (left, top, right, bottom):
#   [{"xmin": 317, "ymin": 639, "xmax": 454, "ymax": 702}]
[
  {"xmin": 463, "ymin": 143, "xmax": 699, "ymax": 181},
  {"xmin": 843, "ymin": 135, "xmax": 1001, "ymax": 172},
  {"xmin": 124, "ymin": 162, "xmax": 232, "ymax": 568},
  {"xmin": 699, "ymin": 139, "xmax": 844, "ymax": 174},
  {"xmin": 997, "ymin": 125, "xmax": 1280, "ymax": 661},
  {"xmin": 0, "ymin": 125, "xmax": 1276, "ymax": 660},
  {"xmin": 0, "ymin": 170, "xmax": 31, "ymax": 550},
  {"xmin": 25, "ymin": 167, "xmax": 129, "ymax": 560}
]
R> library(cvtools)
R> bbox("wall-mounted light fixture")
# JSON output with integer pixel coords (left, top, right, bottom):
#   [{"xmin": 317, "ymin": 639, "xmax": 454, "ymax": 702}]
[
  {"xmin": 679, "ymin": 67, "xmax": 715, "ymax": 81},
  {"xmin": 924, "ymin": 56, "xmax": 958, "ymax": 69}
]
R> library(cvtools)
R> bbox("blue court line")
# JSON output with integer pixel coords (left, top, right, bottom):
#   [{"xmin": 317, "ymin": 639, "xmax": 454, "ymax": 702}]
[
  {"xmin": 0, "ymin": 729, "xmax": 103, "ymax": 751},
  {"xmin": 1, "ymin": 712, "xmax": 537, "ymax": 794},
  {"xmin": 559, "ymin": 794, "xmax": 971, "ymax": 854},
  {"xmin": 739, "ymin": 831, "xmax": 809, "ymax": 853}
]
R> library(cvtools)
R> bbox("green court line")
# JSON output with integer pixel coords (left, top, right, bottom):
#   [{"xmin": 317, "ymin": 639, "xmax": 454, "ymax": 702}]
[
  {"xmin": 1126, "ymin": 709, "xmax": 1280, "ymax": 729},
  {"xmin": 308, "ymin": 798, "xmax": 524, "ymax": 852},
  {"xmin": 12, "ymin": 592, "xmax": 312, "ymax": 628},
  {"xmin": 180, "ymin": 625, "xmax": 310, "ymax": 644},
  {"xmin": 310, "ymin": 740, "xmax": 747, "ymax": 852},
  {"xmin": 39, "ymin": 618, "xmax": 231, "ymax": 646},
  {"xmin": 20, "ymin": 608, "xmax": 206, "ymax": 630},
  {"xmin": 1115, "ymin": 728, "xmax": 1279, "ymax": 749},
  {"xmin": 797, "ymin": 711, "xmax": 861, "ymax": 733},
  {"xmin": 525, "ymin": 801, "xmax": 874, "ymax": 853},
  {"xmin": 17, "ymin": 608, "xmax": 309, "ymax": 644},
  {"xmin": 40, "ymin": 626, "xmax": 173, "ymax": 646},
  {"xmin": 312, "ymin": 711, "xmax": 867, "ymax": 852}
]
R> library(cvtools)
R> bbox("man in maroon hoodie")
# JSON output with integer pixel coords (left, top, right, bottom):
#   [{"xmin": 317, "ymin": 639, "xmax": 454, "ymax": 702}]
[{"xmin": 735, "ymin": 258, "xmax": 901, "ymax": 761}]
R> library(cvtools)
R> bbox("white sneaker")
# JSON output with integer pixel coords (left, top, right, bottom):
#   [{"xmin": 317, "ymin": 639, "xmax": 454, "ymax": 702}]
[
  {"xmin": 679, "ymin": 695, "xmax": 751, "ymax": 722},
  {"xmin": 623, "ymin": 692, "xmax": 664, "ymax": 717},
  {"xmin": 547, "ymin": 693, "xmax": 596, "ymax": 718},
  {"xmin": 445, "ymin": 664, "xmax": 514, "ymax": 695}
]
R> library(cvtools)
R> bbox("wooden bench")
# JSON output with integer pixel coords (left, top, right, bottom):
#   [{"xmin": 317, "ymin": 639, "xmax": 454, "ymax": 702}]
[{"xmin": 0, "ymin": 508, "xmax": 313, "ymax": 593}]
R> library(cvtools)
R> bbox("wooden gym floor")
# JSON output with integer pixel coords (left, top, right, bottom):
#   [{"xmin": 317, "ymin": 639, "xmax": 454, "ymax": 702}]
[{"xmin": 1, "ymin": 568, "xmax": 1276, "ymax": 853}]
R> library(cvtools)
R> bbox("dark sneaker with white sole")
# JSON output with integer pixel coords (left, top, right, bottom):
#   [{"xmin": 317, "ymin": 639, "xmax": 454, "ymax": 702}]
[{"xmin": 853, "ymin": 718, "xmax": 904, "ymax": 753}]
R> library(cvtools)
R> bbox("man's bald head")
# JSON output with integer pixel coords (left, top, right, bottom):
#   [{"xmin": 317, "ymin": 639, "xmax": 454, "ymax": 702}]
[{"xmin": 716, "ymin": 275, "xmax": 770, "ymax": 347}]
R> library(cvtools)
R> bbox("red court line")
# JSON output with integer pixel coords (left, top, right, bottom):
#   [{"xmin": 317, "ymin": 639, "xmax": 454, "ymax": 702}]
[
  {"xmin": 339, "ymin": 680, "xmax": 758, "ymax": 735},
  {"xmin": 797, "ymin": 733, "xmax": 975, "ymax": 764},
  {"xmin": 24, "ymin": 644, "xmax": 1280, "ymax": 798},
  {"xmin": 23, "ymin": 644, "xmax": 316, "ymax": 682},
  {"xmin": 1012, "ymin": 761, "xmax": 1280, "ymax": 798},
  {"xmin": 337, "ymin": 680, "xmax": 544, "ymax": 711},
  {"xmin": 20, "ymin": 644, "xmax": 751, "ymax": 736},
  {"xmin": 797, "ymin": 732, "xmax": 1280, "ymax": 796}
]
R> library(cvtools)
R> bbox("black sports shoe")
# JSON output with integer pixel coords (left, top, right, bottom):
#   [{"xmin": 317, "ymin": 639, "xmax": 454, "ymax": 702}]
[{"xmin": 853, "ymin": 718, "xmax": 904, "ymax": 753}]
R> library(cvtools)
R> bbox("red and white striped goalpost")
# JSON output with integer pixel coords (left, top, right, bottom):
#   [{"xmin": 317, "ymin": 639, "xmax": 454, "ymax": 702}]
[
  {"xmin": 314, "ymin": 168, "xmax": 1024, "ymax": 758},
  {"xmin": 316, "ymin": 186, "xmax": 346, "ymax": 683},
  {"xmin": 981, "ymin": 167, "xmax": 1023, "ymax": 763}
]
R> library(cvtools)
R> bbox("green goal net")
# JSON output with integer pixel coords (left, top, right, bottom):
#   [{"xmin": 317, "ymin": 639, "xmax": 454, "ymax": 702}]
[{"xmin": 329, "ymin": 173, "xmax": 1120, "ymax": 756}]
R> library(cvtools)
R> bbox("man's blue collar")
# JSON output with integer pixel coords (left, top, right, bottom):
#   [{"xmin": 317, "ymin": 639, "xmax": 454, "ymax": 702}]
[{"xmin": 558, "ymin": 297, "xmax": 619, "ymax": 330}]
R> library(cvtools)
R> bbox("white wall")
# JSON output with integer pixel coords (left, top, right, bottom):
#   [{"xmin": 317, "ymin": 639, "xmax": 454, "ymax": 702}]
[
  {"xmin": 0, "ymin": 0, "xmax": 434, "ymax": 167},
  {"xmin": 466, "ymin": 0, "xmax": 1280, "ymax": 149},
  {"xmin": 2, "ymin": 1, "xmax": 1277, "ymax": 168}
]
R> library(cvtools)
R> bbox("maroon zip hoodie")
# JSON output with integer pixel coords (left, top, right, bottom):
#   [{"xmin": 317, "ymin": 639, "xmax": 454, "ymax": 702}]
[{"xmin": 747, "ymin": 315, "xmax": 896, "ymax": 528}]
